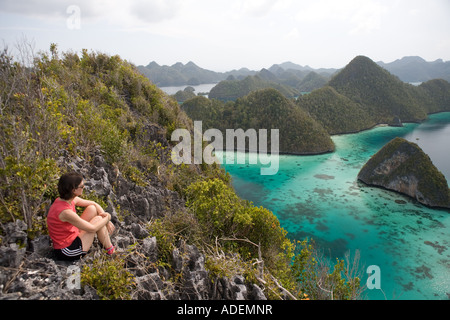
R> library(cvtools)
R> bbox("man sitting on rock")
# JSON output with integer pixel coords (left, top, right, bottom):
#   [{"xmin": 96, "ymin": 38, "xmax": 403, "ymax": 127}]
[{"xmin": 47, "ymin": 172, "xmax": 115, "ymax": 261}]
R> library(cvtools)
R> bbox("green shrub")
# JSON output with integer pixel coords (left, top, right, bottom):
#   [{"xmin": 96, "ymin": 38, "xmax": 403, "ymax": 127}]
[
  {"xmin": 147, "ymin": 210, "xmax": 202, "ymax": 268},
  {"xmin": 185, "ymin": 178, "xmax": 295, "ymax": 289},
  {"xmin": 0, "ymin": 154, "xmax": 60, "ymax": 230},
  {"xmin": 81, "ymin": 254, "xmax": 135, "ymax": 300},
  {"xmin": 185, "ymin": 178, "xmax": 249, "ymax": 239},
  {"xmin": 292, "ymin": 239, "xmax": 363, "ymax": 300}
]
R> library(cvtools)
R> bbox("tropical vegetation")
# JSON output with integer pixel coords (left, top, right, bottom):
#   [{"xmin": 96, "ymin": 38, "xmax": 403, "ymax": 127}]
[
  {"xmin": 296, "ymin": 56, "xmax": 450, "ymax": 134},
  {"xmin": 183, "ymin": 88, "xmax": 335, "ymax": 154},
  {"xmin": 0, "ymin": 43, "xmax": 363, "ymax": 300}
]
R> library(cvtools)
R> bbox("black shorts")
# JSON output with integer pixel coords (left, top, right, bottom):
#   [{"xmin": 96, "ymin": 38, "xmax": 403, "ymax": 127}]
[{"xmin": 54, "ymin": 236, "xmax": 86, "ymax": 261}]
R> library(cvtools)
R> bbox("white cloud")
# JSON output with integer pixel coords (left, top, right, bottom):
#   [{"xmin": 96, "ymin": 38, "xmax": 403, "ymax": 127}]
[
  {"xmin": 295, "ymin": 0, "xmax": 388, "ymax": 35},
  {"xmin": 0, "ymin": 0, "xmax": 109, "ymax": 20},
  {"xmin": 349, "ymin": 1, "xmax": 388, "ymax": 35},
  {"xmin": 0, "ymin": 0, "xmax": 183, "ymax": 26},
  {"xmin": 1, "ymin": 0, "xmax": 449, "ymax": 70},
  {"xmin": 0, "ymin": 0, "xmax": 61, "ymax": 17},
  {"xmin": 239, "ymin": 0, "xmax": 277, "ymax": 17},
  {"xmin": 408, "ymin": 8, "xmax": 420, "ymax": 17},
  {"xmin": 295, "ymin": 0, "xmax": 354, "ymax": 23},
  {"xmin": 230, "ymin": 0, "xmax": 295, "ymax": 19},
  {"xmin": 128, "ymin": 0, "xmax": 182, "ymax": 24},
  {"xmin": 284, "ymin": 27, "xmax": 300, "ymax": 40}
]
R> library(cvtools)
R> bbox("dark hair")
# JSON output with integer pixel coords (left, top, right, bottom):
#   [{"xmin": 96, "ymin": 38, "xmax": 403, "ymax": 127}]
[{"xmin": 58, "ymin": 172, "xmax": 83, "ymax": 200}]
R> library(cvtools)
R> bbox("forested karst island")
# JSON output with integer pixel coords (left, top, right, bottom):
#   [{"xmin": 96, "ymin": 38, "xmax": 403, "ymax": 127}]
[
  {"xmin": 180, "ymin": 55, "xmax": 450, "ymax": 154},
  {"xmin": 182, "ymin": 89, "xmax": 335, "ymax": 155},
  {"xmin": 358, "ymin": 137, "xmax": 450, "ymax": 209}
]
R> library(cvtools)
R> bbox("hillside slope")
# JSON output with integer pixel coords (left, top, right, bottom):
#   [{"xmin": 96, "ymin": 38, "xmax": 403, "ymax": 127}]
[
  {"xmin": 328, "ymin": 56, "xmax": 427, "ymax": 124},
  {"xmin": 297, "ymin": 86, "xmax": 374, "ymax": 134},
  {"xmin": 209, "ymin": 75, "xmax": 298, "ymax": 101},
  {"xmin": 297, "ymin": 56, "xmax": 450, "ymax": 135},
  {"xmin": 1, "ymin": 44, "xmax": 364, "ymax": 301},
  {"xmin": 183, "ymin": 89, "xmax": 335, "ymax": 154},
  {"xmin": 0, "ymin": 45, "xmax": 299, "ymax": 300},
  {"xmin": 232, "ymin": 89, "xmax": 334, "ymax": 154}
]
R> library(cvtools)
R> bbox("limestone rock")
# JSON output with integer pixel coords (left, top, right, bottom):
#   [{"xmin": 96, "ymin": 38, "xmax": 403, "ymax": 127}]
[
  {"xmin": 0, "ymin": 151, "xmax": 267, "ymax": 300},
  {"xmin": 358, "ymin": 137, "xmax": 450, "ymax": 208}
]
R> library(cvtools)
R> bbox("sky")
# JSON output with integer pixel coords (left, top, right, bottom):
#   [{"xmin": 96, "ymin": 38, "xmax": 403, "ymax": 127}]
[{"xmin": 1, "ymin": 0, "xmax": 450, "ymax": 72}]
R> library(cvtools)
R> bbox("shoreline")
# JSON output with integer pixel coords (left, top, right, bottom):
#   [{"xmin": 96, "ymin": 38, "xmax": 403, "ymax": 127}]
[
  {"xmin": 214, "ymin": 111, "xmax": 450, "ymax": 158},
  {"xmin": 357, "ymin": 179, "xmax": 450, "ymax": 212},
  {"xmin": 330, "ymin": 111, "xmax": 450, "ymax": 137}
]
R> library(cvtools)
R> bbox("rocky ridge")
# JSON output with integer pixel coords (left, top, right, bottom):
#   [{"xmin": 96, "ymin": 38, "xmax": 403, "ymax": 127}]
[{"xmin": 0, "ymin": 151, "xmax": 266, "ymax": 300}]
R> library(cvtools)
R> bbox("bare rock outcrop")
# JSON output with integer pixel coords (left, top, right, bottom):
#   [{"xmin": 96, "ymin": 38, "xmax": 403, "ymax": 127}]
[
  {"xmin": 0, "ymin": 152, "xmax": 267, "ymax": 300},
  {"xmin": 358, "ymin": 137, "xmax": 450, "ymax": 209}
]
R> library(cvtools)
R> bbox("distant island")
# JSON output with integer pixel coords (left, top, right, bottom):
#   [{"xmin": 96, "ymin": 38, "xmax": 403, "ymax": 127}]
[
  {"xmin": 358, "ymin": 137, "xmax": 450, "ymax": 209},
  {"xmin": 138, "ymin": 56, "xmax": 450, "ymax": 88},
  {"xmin": 137, "ymin": 61, "xmax": 256, "ymax": 87},
  {"xmin": 377, "ymin": 56, "xmax": 450, "ymax": 83},
  {"xmin": 180, "ymin": 55, "xmax": 450, "ymax": 155}
]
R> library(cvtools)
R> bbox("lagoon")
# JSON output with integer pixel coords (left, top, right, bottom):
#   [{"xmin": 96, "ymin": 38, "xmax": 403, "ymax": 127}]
[
  {"xmin": 218, "ymin": 112, "xmax": 450, "ymax": 300},
  {"xmin": 159, "ymin": 83, "xmax": 217, "ymax": 96}
]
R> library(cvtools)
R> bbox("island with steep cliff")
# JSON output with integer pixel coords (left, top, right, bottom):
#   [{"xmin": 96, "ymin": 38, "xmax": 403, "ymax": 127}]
[{"xmin": 357, "ymin": 137, "xmax": 450, "ymax": 209}]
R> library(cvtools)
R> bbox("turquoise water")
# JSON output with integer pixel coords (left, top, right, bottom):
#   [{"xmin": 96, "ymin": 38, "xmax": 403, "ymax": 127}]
[{"xmin": 218, "ymin": 112, "xmax": 450, "ymax": 300}]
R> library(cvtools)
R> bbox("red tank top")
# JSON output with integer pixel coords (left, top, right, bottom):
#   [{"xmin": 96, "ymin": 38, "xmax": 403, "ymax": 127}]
[{"xmin": 47, "ymin": 198, "xmax": 80, "ymax": 249}]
